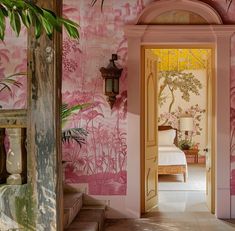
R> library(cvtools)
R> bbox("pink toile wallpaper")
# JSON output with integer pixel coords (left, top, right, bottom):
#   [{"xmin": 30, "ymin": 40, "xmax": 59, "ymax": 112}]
[
  {"xmin": 0, "ymin": 0, "xmax": 235, "ymax": 196},
  {"xmin": 0, "ymin": 30, "xmax": 27, "ymax": 109},
  {"xmin": 61, "ymin": 0, "xmax": 146, "ymax": 195}
]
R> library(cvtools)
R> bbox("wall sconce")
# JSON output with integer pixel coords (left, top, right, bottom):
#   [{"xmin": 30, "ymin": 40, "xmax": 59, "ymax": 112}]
[{"xmin": 100, "ymin": 54, "xmax": 123, "ymax": 108}]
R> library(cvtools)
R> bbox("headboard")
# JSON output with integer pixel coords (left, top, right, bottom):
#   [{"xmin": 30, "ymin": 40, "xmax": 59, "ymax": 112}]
[{"xmin": 158, "ymin": 125, "xmax": 178, "ymax": 146}]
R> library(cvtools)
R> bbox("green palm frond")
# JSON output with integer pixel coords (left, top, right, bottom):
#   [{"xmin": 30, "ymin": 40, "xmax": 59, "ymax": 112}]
[
  {"xmin": 61, "ymin": 103, "xmax": 90, "ymax": 126},
  {"xmin": 62, "ymin": 128, "xmax": 88, "ymax": 147},
  {"xmin": 0, "ymin": 0, "xmax": 79, "ymax": 40},
  {"xmin": 61, "ymin": 103, "xmax": 90, "ymax": 146}
]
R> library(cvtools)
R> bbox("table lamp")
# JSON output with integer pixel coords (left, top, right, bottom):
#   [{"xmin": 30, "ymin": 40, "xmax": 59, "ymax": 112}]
[{"xmin": 180, "ymin": 116, "xmax": 194, "ymax": 140}]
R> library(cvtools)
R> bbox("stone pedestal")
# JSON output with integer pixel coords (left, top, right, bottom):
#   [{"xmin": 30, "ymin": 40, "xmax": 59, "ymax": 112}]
[{"xmin": 6, "ymin": 128, "xmax": 27, "ymax": 185}]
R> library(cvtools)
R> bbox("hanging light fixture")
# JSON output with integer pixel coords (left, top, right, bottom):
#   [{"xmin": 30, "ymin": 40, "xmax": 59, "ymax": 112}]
[{"xmin": 100, "ymin": 54, "xmax": 123, "ymax": 109}]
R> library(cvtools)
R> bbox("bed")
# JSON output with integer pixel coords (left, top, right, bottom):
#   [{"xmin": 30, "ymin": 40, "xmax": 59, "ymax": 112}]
[{"xmin": 158, "ymin": 126, "xmax": 187, "ymax": 182}]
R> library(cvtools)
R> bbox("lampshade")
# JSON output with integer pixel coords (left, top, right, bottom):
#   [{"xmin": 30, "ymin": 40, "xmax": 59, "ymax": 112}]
[{"xmin": 180, "ymin": 117, "xmax": 194, "ymax": 131}]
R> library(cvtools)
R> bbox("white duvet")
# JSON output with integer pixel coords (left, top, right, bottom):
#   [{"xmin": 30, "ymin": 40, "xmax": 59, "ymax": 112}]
[{"xmin": 158, "ymin": 145, "xmax": 187, "ymax": 166}]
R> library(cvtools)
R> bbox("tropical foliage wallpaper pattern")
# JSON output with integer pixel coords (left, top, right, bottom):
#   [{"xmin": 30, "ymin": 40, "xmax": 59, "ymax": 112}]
[{"xmin": 0, "ymin": 0, "xmax": 235, "ymax": 195}]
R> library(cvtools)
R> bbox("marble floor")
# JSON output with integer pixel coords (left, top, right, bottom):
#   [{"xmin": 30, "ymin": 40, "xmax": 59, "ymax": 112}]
[
  {"xmin": 105, "ymin": 191, "xmax": 235, "ymax": 231},
  {"xmin": 159, "ymin": 164, "xmax": 206, "ymax": 191}
]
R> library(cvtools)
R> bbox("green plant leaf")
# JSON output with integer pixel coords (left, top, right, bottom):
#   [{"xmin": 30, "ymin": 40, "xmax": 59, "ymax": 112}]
[
  {"xmin": 42, "ymin": 8, "xmax": 62, "ymax": 33},
  {"xmin": 25, "ymin": 8, "xmax": 33, "ymax": 25},
  {"xmin": 42, "ymin": 8, "xmax": 56, "ymax": 18},
  {"xmin": 11, "ymin": 0, "xmax": 26, "ymax": 10},
  {"xmin": 0, "ymin": 0, "xmax": 80, "ymax": 40},
  {"xmin": 19, "ymin": 9, "xmax": 30, "ymax": 28},
  {"xmin": 61, "ymin": 103, "xmax": 90, "ymax": 121},
  {"xmin": 40, "ymin": 16, "xmax": 53, "ymax": 39},
  {"xmin": 0, "ymin": 8, "xmax": 6, "ymax": 40},
  {"xmin": 9, "ymin": 9, "xmax": 21, "ymax": 36},
  {"xmin": 27, "ymin": 1, "xmax": 44, "ymax": 15},
  {"xmin": 0, "ymin": 5, "xmax": 8, "ymax": 16},
  {"xmin": 0, "ymin": 0, "xmax": 11, "ymax": 9},
  {"xmin": 59, "ymin": 18, "xmax": 79, "ymax": 39},
  {"xmin": 34, "ymin": 14, "xmax": 42, "ymax": 39},
  {"xmin": 61, "ymin": 103, "xmax": 91, "ymax": 128}
]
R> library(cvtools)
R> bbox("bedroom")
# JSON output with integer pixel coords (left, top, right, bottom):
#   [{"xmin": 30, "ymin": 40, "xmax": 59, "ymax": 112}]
[{"xmin": 143, "ymin": 48, "xmax": 213, "ymax": 213}]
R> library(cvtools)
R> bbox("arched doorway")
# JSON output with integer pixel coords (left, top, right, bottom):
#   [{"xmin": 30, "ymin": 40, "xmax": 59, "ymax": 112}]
[{"xmin": 125, "ymin": 0, "xmax": 235, "ymax": 219}]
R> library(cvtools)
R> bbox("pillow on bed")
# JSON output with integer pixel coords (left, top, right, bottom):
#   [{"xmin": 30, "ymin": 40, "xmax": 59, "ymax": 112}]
[{"xmin": 158, "ymin": 129, "xmax": 176, "ymax": 146}]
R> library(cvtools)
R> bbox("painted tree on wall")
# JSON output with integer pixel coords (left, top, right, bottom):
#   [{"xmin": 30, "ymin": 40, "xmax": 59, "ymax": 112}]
[
  {"xmin": 158, "ymin": 104, "xmax": 206, "ymax": 137},
  {"xmin": 158, "ymin": 71, "xmax": 202, "ymax": 120}
]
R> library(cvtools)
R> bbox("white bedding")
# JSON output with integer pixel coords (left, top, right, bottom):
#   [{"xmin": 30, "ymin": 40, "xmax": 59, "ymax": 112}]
[{"xmin": 158, "ymin": 145, "xmax": 187, "ymax": 166}]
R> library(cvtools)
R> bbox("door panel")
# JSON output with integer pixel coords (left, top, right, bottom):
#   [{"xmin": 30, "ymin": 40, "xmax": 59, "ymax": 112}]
[
  {"xmin": 144, "ymin": 49, "xmax": 158, "ymax": 212},
  {"xmin": 206, "ymin": 49, "xmax": 215, "ymax": 213}
]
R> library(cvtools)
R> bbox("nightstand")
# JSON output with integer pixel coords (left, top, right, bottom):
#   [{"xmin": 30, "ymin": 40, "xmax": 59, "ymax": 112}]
[{"xmin": 182, "ymin": 149, "xmax": 199, "ymax": 164}]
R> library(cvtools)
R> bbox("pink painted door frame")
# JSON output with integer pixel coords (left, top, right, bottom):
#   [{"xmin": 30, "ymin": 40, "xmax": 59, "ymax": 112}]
[
  {"xmin": 124, "ymin": 0, "xmax": 235, "ymax": 219},
  {"xmin": 125, "ymin": 24, "xmax": 235, "ymax": 218}
]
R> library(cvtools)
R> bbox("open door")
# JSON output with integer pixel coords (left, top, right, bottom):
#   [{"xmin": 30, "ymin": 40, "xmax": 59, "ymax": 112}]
[
  {"xmin": 142, "ymin": 49, "xmax": 158, "ymax": 212},
  {"xmin": 205, "ymin": 49, "xmax": 215, "ymax": 213}
]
